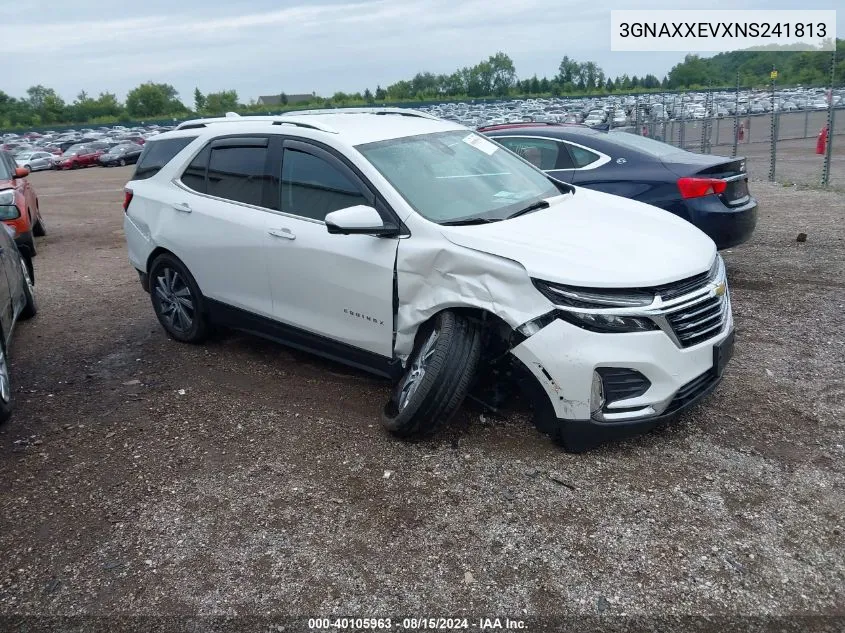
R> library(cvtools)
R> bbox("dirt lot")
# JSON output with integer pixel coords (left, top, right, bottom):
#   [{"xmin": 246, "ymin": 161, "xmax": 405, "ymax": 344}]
[{"xmin": 0, "ymin": 166, "xmax": 843, "ymax": 629}]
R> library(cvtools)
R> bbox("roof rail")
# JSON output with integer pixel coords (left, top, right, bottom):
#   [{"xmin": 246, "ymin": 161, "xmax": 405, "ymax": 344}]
[
  {"xmin": 174, "ymin": 115, "xmax": 338, "ymax": 134},
  {"xmin": 282, "ymin": 107, "xmax": 440, "ymax": 120}
]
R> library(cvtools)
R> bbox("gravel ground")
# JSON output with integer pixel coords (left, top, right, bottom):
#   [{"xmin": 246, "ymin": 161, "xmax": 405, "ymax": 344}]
[{"xmin": 0, "ymin": 167, "xmax": 843, "ymax": 630}]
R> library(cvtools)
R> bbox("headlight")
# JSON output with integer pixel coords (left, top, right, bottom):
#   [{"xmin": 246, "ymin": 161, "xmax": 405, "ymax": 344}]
[
  {"xmin": 558, "ymin": 311, "xmax": 658, "ymax": 333},
  {"xmin": 533, "ymin": 279, "xmax": 654, "ymax": 309}
]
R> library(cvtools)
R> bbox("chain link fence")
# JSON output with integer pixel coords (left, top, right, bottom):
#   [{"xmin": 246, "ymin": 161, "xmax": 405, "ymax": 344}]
[{"xmin": 634, "ymin": 92, "xmax": 842, "ymax": 189}]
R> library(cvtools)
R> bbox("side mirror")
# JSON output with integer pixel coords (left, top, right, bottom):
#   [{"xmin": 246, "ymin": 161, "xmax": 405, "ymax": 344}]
[
  {"xmin": 14, "ymin": 167, "xmax": 29, "ymax": 178},
  {"xmin": 325, "ymin": 205, "xmax": 399, "ymax": 237}
]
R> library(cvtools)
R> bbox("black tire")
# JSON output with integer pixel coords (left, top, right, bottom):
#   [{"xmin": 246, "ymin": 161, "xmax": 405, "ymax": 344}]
[
  {"xmin": 18, "ymin": 255, "xmax": 36, "ymax": 320},
  {"xmin": 382, "ymin": 310, "xmax": 481, "ymax": 438},
  {"xmin": 119, "ymin": 158, "xmax": 126, "ymax": 167},
  {"xmin": 33, "ymin": 213, "xmax": 46, "ymax": 237},
  {"xmin": 0, "ymin": 333, "xmax": 13, "ymax": 424},
  {"xmin": 24, "ymin": 232, "xmax": 36, "ymax": 256},
  {"xmin": 149, "ymin": 253, "xmax": 209, "ymax": 343}
]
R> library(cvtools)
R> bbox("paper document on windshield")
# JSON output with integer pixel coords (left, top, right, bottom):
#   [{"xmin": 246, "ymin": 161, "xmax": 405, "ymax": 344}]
[{"xmin": 462, "ymin": 133, "xmax": 499, "ymax": 155}]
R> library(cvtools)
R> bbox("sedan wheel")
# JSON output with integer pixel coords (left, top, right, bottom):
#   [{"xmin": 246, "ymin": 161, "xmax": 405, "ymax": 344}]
[{"xmin": 119, "ymin": 159, "xmax": 126, "ymax": 167}]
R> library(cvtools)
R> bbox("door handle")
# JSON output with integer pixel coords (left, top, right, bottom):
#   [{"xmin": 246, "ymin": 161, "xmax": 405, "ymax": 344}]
[
  {"xmin": 172, "ymin": 202, "xmax": 192, "ymax": 213},
  {"xmin": 268, "ymin": 228, "xmax": 296, "ymax": 240}
]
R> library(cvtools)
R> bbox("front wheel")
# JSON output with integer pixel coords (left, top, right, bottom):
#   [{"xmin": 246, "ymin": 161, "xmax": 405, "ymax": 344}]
[
  {"xmin": 18, "ymin": 256, "xmax": 36, "ymax": 320},
  {"xmin": 382, "ymin": 310, "xmax": 481, "ymax": 438},
  {"xmin": 0, "ymin": 335, "xmax": 13, "ymax": 424},
  {"xmin": 119, "ymin": 159, "xmax": 126, "ymax": 167},
  {"xmin": 149, "ymin": 254, "xmax": 209, "ymax": 343}
]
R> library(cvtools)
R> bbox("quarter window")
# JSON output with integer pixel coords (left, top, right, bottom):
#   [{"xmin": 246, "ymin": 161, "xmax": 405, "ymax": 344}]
[
  {"xmin": 280, "ymin": 149, "xmax": 366, "ymax": 221},
  {"xmin": 566, "ymin": 144, "xmax": 602, "ymax": 169},
  {"xmin": 495, "ymin": 137, "xmax": 572, "ymax": 171},
  {"xmin": 206, "ymin": 146, "xmax": 270, "ymax": 207},
  {"xmin": 133, "ymin": 137, "xmax": 196, "ymax": 180}
]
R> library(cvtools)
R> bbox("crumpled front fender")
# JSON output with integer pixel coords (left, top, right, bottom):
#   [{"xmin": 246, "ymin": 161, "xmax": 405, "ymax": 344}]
[{"xmin": 394, "ymin": 235, "xmax": 552, "ymax": 362}]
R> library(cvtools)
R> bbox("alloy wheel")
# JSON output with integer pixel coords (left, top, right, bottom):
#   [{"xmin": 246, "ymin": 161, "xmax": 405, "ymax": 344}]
[
  {"xmin": 395, "ymin": 328, "xmax": 439, "ymax": 411},
  {"xmin": 0, "ymin": 345, "xmax": 10, "ymax": 404},
  {"xmin": 154, "ymin": 267, "xmax": 195, "ymax": 333},
  {"xmin": 19, "ymin": 256, "xmax": 33, "ymax": 292}
]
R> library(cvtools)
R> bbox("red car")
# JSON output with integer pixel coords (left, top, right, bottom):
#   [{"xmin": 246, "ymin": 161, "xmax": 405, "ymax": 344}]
[{"xmin": 57, "ymin": 143, "xmax": 106, "ymax": 170}]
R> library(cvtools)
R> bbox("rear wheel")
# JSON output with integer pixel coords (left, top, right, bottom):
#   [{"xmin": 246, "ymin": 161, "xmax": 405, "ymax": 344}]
[
  {"xmin": 33, "ymin": 212, "xmax": 46, "ymax": 237},
  {"xmin": 382, "ymin": 310, "xmax": 481, "ymax": 438},
  {"xmin": 149, "ymin": 253, "xmax": 209, "ymax": 343},
  {"xmin": 119, "ymin": 158, "xmax": 126, "ymax": 167}
]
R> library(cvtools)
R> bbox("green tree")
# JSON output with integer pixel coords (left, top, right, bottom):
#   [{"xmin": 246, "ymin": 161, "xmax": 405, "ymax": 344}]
[
  {"xmin": 204, "ymin": 90, "xmax": 239, "ymax": 113},
  {"xmin": 488, "ymin": 52, "xmax": 517, "ymax": 97},
  {"xmin": 374, "ymin": 85, "xmax": 387, "ymax": 100},
  {"xmin": 126, "ymin": 82, "xmax": 184, "ymax": 117},
  {"xmin": 364, "ymin": 88, "xmax": 374, "ymax": 104},
  {"xmin": 194, "ymin": 88, "xmax": 206, "ymax": 112},
  {"xmin": 26, "ymin": 85, "xmax": 65, "ymax": 123},
  {"xmin": 280, "ymin": 92, "xmax": 288, "ymax": 106}
]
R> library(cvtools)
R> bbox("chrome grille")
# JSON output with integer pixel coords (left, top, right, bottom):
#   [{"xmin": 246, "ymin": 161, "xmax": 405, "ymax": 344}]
[{"xmin": 664, "ymin": 293, "xmax": 728, "ymax": 348}]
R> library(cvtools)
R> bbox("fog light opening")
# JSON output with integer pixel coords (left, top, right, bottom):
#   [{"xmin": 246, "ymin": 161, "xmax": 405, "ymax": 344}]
[{"xmin": 590, "ymin": 371, "xmax": 605, "ymax": 418}]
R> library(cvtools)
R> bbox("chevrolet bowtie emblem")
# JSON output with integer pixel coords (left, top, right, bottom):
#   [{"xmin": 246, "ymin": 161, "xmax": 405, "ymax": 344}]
[{"xmin": 714, "ymin": 282, "xmax": 726, "ymax": 297}]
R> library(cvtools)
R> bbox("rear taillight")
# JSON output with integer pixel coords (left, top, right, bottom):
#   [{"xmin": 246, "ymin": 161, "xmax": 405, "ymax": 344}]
[
  {"xmin": 677, "ymin": 177, "xmax": 727, "ymax": 199},
  {"xmin": 123, "ymin": 189, "xmax": 133, "ymax": 212}
]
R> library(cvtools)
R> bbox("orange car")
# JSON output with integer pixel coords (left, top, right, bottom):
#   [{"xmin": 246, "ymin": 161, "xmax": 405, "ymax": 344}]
[{"xmin": 0, "ymin": 151, "xmax": 46, "ymax": 257}]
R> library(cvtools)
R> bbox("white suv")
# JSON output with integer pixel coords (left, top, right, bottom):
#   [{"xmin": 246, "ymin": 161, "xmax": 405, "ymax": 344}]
[{"xmin": 123, "ymin": 109, "xmax": 734, "ymax": 452}]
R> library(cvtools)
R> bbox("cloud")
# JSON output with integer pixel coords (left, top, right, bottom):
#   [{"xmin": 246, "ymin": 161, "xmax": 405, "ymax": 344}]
[{"xmin": 6, "ymin": 0, "xmax": 843, "ymax": 102}]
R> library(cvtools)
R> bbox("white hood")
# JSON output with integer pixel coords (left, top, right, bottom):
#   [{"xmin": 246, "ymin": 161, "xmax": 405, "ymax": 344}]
[{"xmin": 439, "ymin": 187, "xmax": 716, "ymax": 288}]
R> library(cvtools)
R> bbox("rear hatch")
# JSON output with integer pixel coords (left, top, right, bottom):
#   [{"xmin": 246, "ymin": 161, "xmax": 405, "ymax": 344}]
[{"xmin": 662, "ymin": 152, "xmax": 751, "ymax": 207}]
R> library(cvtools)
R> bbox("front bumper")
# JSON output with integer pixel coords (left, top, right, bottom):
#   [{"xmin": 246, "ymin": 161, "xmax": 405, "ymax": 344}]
[{"xmin": 510, "ymin": 310, "xmax": 734, "ymax": 451}]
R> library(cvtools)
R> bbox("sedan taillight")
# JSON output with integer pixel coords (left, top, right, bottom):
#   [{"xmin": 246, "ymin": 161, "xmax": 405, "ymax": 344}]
[
  {"xmin": 123, "ymin": 189, "xmax": 133, "ymax": 212},
  {"xmin": 677, "ymin": 177, "xmax": 728, "ymax": 199}
]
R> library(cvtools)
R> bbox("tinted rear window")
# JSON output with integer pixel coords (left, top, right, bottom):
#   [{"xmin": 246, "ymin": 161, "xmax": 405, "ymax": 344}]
[
  {"xmin": 133, "ymin": 137, "xmax": 196, "ymax": 180},
  {"xmin": 605, "ymin": 131, "xmax": 680, "ymax": 158}
]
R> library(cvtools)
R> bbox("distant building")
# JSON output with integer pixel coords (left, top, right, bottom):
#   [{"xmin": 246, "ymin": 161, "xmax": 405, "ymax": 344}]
[{"xmin": 256, "ymin": 93, "xmax": 315, "ymax": 106}]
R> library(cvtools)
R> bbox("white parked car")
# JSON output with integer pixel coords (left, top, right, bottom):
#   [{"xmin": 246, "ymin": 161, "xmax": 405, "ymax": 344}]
[
  {"xmin": 15, "ymin": 151, "xmax": 55, "ymax": 172},
  {"xmin": 122, "ymin": 109, "xmax": 734, "ymax": 452}
]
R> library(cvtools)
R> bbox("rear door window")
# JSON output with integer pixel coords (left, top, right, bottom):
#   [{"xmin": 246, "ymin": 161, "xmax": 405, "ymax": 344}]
[
  {"xmin": 206, "ymin": 146, "xmax": 270, "ymax": 208},
  {"xmin": 133, "ymin": 137, "xmax": 196, "ymax": 180}
]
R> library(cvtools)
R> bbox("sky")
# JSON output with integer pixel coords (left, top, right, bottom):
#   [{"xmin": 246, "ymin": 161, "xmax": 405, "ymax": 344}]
[{"xmin": 5, "ymin": 0, "xmax": 842, "ymax": 104}]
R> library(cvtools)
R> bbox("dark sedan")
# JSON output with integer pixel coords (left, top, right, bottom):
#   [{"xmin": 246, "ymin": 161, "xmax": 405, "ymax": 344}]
[
  {"xmin": 99, "ymin": 143, "xmax": 143, "ymax": 167},
  {"xmin": 479, "ymin": 123, "xmax": 757, "ymax": 249}
]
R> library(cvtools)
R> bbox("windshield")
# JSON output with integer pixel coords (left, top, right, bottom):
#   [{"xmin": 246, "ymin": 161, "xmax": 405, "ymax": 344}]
[
  {"xmin": 66, "ymin": 144, "xmax": 88, "ymax": 154},
  {"xmin": 356, "ymin": 130, "xmax": 561, "ymax": 224}
]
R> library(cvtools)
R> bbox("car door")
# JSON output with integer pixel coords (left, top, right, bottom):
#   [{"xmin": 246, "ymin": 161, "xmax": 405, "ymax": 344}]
[
  {"xmin": 169, "ymin": 136, "xmax": 275, "ymax": 318},
  {"xmin": 0, "ymin": 228, "xmax": 16, "ymax": 336},
  {"xmin": 264, "ymin": 138, "xmax": 398, "ymax": 359},
  {"xmin": 492, "ymin": 135, "xmax": 575, "ymax": 182}
]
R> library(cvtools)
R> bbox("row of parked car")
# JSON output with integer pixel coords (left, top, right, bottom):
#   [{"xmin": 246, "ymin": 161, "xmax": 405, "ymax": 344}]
[
  {"xmin": 417, "ymin": 87, "xmax": 843, "ymax": 129},
  {"xmin": 0, "ymin": 124, "xmax": 175, "ymax": 173}
]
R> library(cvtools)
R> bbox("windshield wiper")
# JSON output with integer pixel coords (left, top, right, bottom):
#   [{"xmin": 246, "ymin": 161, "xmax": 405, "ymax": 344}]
[
  {"xmin": 440, "ymin": 217, "xmax": 499, "ymax": 226},
  {"xmin": 506, "ymin": 199, "xmax": 550, "ymax": 219}
]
